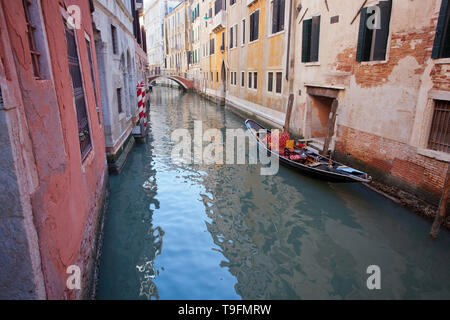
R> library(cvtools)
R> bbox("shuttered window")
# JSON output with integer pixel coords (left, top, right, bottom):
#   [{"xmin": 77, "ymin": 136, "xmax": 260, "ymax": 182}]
[
  {"xmin": 268, "ymin": 72, "xmax": 273, "ymax": 92},
  {"xmin": 272, "ymin": 0, "xmax": 285, "ymax": 34},
  {"xmin": 65, "ymin": 23, "xmax": 92, "ymax": 158},
  {"xmin": 301, "ymin": 16, "xmax": 320, "ymax": 62},
  {"xmin": 428, "ymin": 100, "xmax": 450, "ymax": 153},
  {"xmin": 432, "ymin": 0, "xmax": 450, "ymax": 59},
  {"xmin": 250, "ymin": 10, "xmax": 259, "ymax": 42},
  {"xmin": 356, "ymin": 0, "xmax": 392, "ymax": 62}
]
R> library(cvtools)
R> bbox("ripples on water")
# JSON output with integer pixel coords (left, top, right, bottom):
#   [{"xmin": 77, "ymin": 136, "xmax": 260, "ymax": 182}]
[{"xmin": 96, "ymin": 87, "xmax": 450, "ymax": 300}]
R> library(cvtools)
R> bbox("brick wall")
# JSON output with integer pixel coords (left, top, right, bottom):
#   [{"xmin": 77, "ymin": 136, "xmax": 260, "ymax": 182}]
[{"xmin": 336, "ymin": 125, "xmax": 448, "ymax": 196}]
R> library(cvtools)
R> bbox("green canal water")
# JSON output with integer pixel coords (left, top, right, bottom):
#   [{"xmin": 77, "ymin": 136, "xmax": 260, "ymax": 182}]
[{"xmin": 96, "ymin": 86, "xmax": 450, "ymax": 300}]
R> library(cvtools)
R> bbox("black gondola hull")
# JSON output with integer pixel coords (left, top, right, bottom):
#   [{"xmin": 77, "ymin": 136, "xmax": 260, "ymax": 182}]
[{"xmin": 246, "ymin": 119, "xmax": 371, "ymax": 183}]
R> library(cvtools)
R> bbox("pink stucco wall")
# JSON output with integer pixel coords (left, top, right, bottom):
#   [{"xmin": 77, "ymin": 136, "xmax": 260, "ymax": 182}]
[{"xmin": 0, "ymin": 0, "xmax": 107, "ymax": 299}]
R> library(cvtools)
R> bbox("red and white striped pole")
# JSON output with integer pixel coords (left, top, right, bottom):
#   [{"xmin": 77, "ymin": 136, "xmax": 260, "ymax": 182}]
[
  {"xmin": 140, "ymin": 81, "xmax": 147, "ymax": 127},
  {"xmin": 137, "ymin": 82, "xmax": 144, "ymax": 125}
]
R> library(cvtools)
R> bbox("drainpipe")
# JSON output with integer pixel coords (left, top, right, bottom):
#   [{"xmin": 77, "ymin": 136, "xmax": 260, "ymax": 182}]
[{"xmin": 284, "ymin": 0, "xmax": 295, "ymax": 132}]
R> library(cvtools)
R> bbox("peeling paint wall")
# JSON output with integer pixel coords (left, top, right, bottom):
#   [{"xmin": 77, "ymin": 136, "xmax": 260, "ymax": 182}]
[{"xmin": 290, "ymin": 0, "xmax": 449, "ymax": 203}]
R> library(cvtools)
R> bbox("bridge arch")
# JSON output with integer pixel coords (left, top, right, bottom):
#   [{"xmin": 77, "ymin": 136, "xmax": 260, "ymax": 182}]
[{"xmin": 148, "ymin": 75, "xmax": 194, "ymax": 91}]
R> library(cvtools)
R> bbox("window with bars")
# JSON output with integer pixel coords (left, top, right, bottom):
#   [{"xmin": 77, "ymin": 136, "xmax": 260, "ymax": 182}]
[
  {"xmin": 250, "ymin": 10, "xmax": 259, "ymax": 42},
  {"xmin": 22, "ymin": 0, "xmax": 42, "ymax": 78},
  {"xmin": 64, "ymin": 23, "xmax": 92, "ymax": 158},
  {"xmin": 356, "ymin": 0, "xmax": 392, "ymax": 62},
  {"xmin": 428, "ymin": 100, "xmax": 450, "ymax": 153},
  {"xmin": 302, "ymin": 16, "xmax": 321, "ymax": 63},
  {"xmin": 272, "ymin": 0, "xmax": 285, "ymax": 34},
  {"xmin": 85, "ymin": 39, "xmax": 101, "ymax": 125},
  {"xmin": 432, "ymin": 0, "xmax": 450, "ymax": 59}
]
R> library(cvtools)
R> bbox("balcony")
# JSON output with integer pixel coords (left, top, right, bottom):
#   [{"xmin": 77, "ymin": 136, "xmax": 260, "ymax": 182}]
[{"xmin": 211, "ymin": 10, "xmax": 226, "ymax": 33}]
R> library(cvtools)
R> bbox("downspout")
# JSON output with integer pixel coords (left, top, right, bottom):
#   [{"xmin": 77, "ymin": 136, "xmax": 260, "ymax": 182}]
[
  {"xmin": 284, "ymin": 0, "xmax": 295, "ymax": 132},
  {"xmin": 285, "ymin": 0, "xmax": 293, "ymax": 82}
]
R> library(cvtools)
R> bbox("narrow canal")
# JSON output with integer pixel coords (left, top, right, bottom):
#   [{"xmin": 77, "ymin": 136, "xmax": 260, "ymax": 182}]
[{"xmin": 96, "ymin": 86, "xmax": 450, "ymax": 300}]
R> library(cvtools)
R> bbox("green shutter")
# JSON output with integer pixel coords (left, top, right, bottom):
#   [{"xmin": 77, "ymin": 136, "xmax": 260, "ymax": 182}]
[
  {"xmin": 432, "ymin": 0, "xmax": 449, "ymax": 59},
  {"xmin": 302, "ymin": 19, "xmax": 312, "ymax": 63},
  {"xmin": 356, "ymin": 7, "xmax": 368, "ymax": 62},
  {"xmin": 310, "ymin": 16, "xmax": 321, "ymax": 62},
  {"xmin": 373, "ymin": 0, "xmax": 392, "ymax": 61}
]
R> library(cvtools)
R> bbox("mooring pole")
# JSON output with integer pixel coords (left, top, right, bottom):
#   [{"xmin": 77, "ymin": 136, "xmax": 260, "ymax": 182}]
[
  {"xmin": 430, "ymin": 164, "xmax": 450, "ymax": 239},
  {"xmin": 284, "ymin": 94, "xmax": 294, "ymax": 133}
]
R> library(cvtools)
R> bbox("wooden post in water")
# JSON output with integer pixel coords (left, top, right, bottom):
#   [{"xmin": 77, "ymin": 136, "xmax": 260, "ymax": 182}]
[
  {"xmin": 321, "ymin": 98, "xmax": 338, "ymax": 156},
  {"xmin": 430, "ymin": 164, "xmax": 450, "ymax": 239},
  {"xmin": 284, "ymin": 94, "xmax": 294, "ymax": 133}
]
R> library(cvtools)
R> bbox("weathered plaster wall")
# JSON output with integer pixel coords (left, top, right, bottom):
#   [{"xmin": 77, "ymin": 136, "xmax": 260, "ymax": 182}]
[
  {"xmin": 0, "ymin": 0, "xmax": 108, "ymax": 299},
  {"xmin": 93, "ymin": 0, "xmax": 137, "ymax": 155},
  {"xmin": 290, "ymin": 0, "xmax": 449, "ymax": 202}
]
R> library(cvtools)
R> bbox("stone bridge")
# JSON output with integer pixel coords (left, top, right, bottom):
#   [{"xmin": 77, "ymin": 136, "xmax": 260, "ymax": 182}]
[{"xmin": 148, "ymin": 74, "xmax": 195, "ymax": 90}]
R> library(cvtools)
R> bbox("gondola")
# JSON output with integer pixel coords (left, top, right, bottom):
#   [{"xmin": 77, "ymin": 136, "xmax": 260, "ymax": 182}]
[{"xmin": 246, "ymin": 119, "xmax": 372, "ymax": 183}]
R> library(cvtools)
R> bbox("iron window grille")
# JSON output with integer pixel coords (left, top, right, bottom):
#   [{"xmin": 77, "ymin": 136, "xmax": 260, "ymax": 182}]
[
  {"xmin": 64, "ymin": 23, "xmax": 92, "ymax": 158},
  {"xmin": 428, "ymin": 100, "xmax": 450, "ymax": 153}
]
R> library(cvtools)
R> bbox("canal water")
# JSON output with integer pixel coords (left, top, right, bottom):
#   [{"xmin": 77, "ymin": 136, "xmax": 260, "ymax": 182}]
[{"xmin": 96, "ymin": 86, "xmax": 450, "ymax": 300}]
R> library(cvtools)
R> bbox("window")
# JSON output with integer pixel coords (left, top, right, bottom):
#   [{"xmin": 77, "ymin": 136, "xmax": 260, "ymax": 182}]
[
  {"xmin": 117, "ymin": 88, "xmax": 123, "ymax": 113},
  {"xmin": 230, "ymin": 71, "xmax": 233, "ymax": 85},
  {"xmin": 275, "ymin": 72, "xmax": 282, "ymax": 93},
  {"xmin": 248, "ymin": 72, "xmax": 252, "ymax": 88},
  {"xmin": 249, "ymin": 10, "xmax": 259, "ymax": 42},
  {"xmin": 428, "ymin": 100, "xmax": 450, "ymax": 153},
  {"xmin": 241, "ymin": 71, "xmax": 245, "ymax": 87},
  {"xmin": 216, "ymin": 72, "xmax": 218, "ymax": 82},
  {"xmin": 268, "ymin": 72, "xmax": 273, "ymax": 92},
  {"xmin": 233, "ymin": 72, "xmax": 237, "ymax": 85},
  {"xmin": 253, "ymin": 72, "xmax": 257, "ymax": 89},
  {"xmin": 242, "ymin": 19, "xmax": 246, "ymax": 45},
  {"xmin": 221, "ymin": 32, "xmax": 225, "ymax": 51},
  {"xmin": 271, "ymin": 0, "xmax": 285, "ymax": 34},
  {"xmin": 85, "ymin": 38, "xmax": 101, "ymax": 125},
  {"xmin": 111, "ymin": 25, "xmax": 118, "ymax": 54},
  {"xmin": 215, "ymin": 0, "xmax": 223, "ymax": 15},
  {"xmin": 64, "ymin": 23, "xmax": 92, "ymax": 157},
  {"xmin": 432, "ymin": 0, "xmax": 450, "ymax": 59},
  {"xmin": 302, "ymin": 16, "xmax": 320, "ymax": 63},
  {"xmin": 22, "ymin": 0, "xmax": 49, "ymax": 79},
  {"xmin": 210, "ymin": 38, "xmax": 215, "ymax": 54},
  {"xmin": 230, "ymin": 26, "xmax": 234, "ymax": 48},
  {"xmin": 229, "ymin": 25, "xmax": 238, "ymax": 48},
  {"xmin": 230, "ymin": 0, "xmax": 236, "ymax": 5},
  {"xmin": 356, "ymin": 0, "xmax": 392, "ymax": 62}
]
